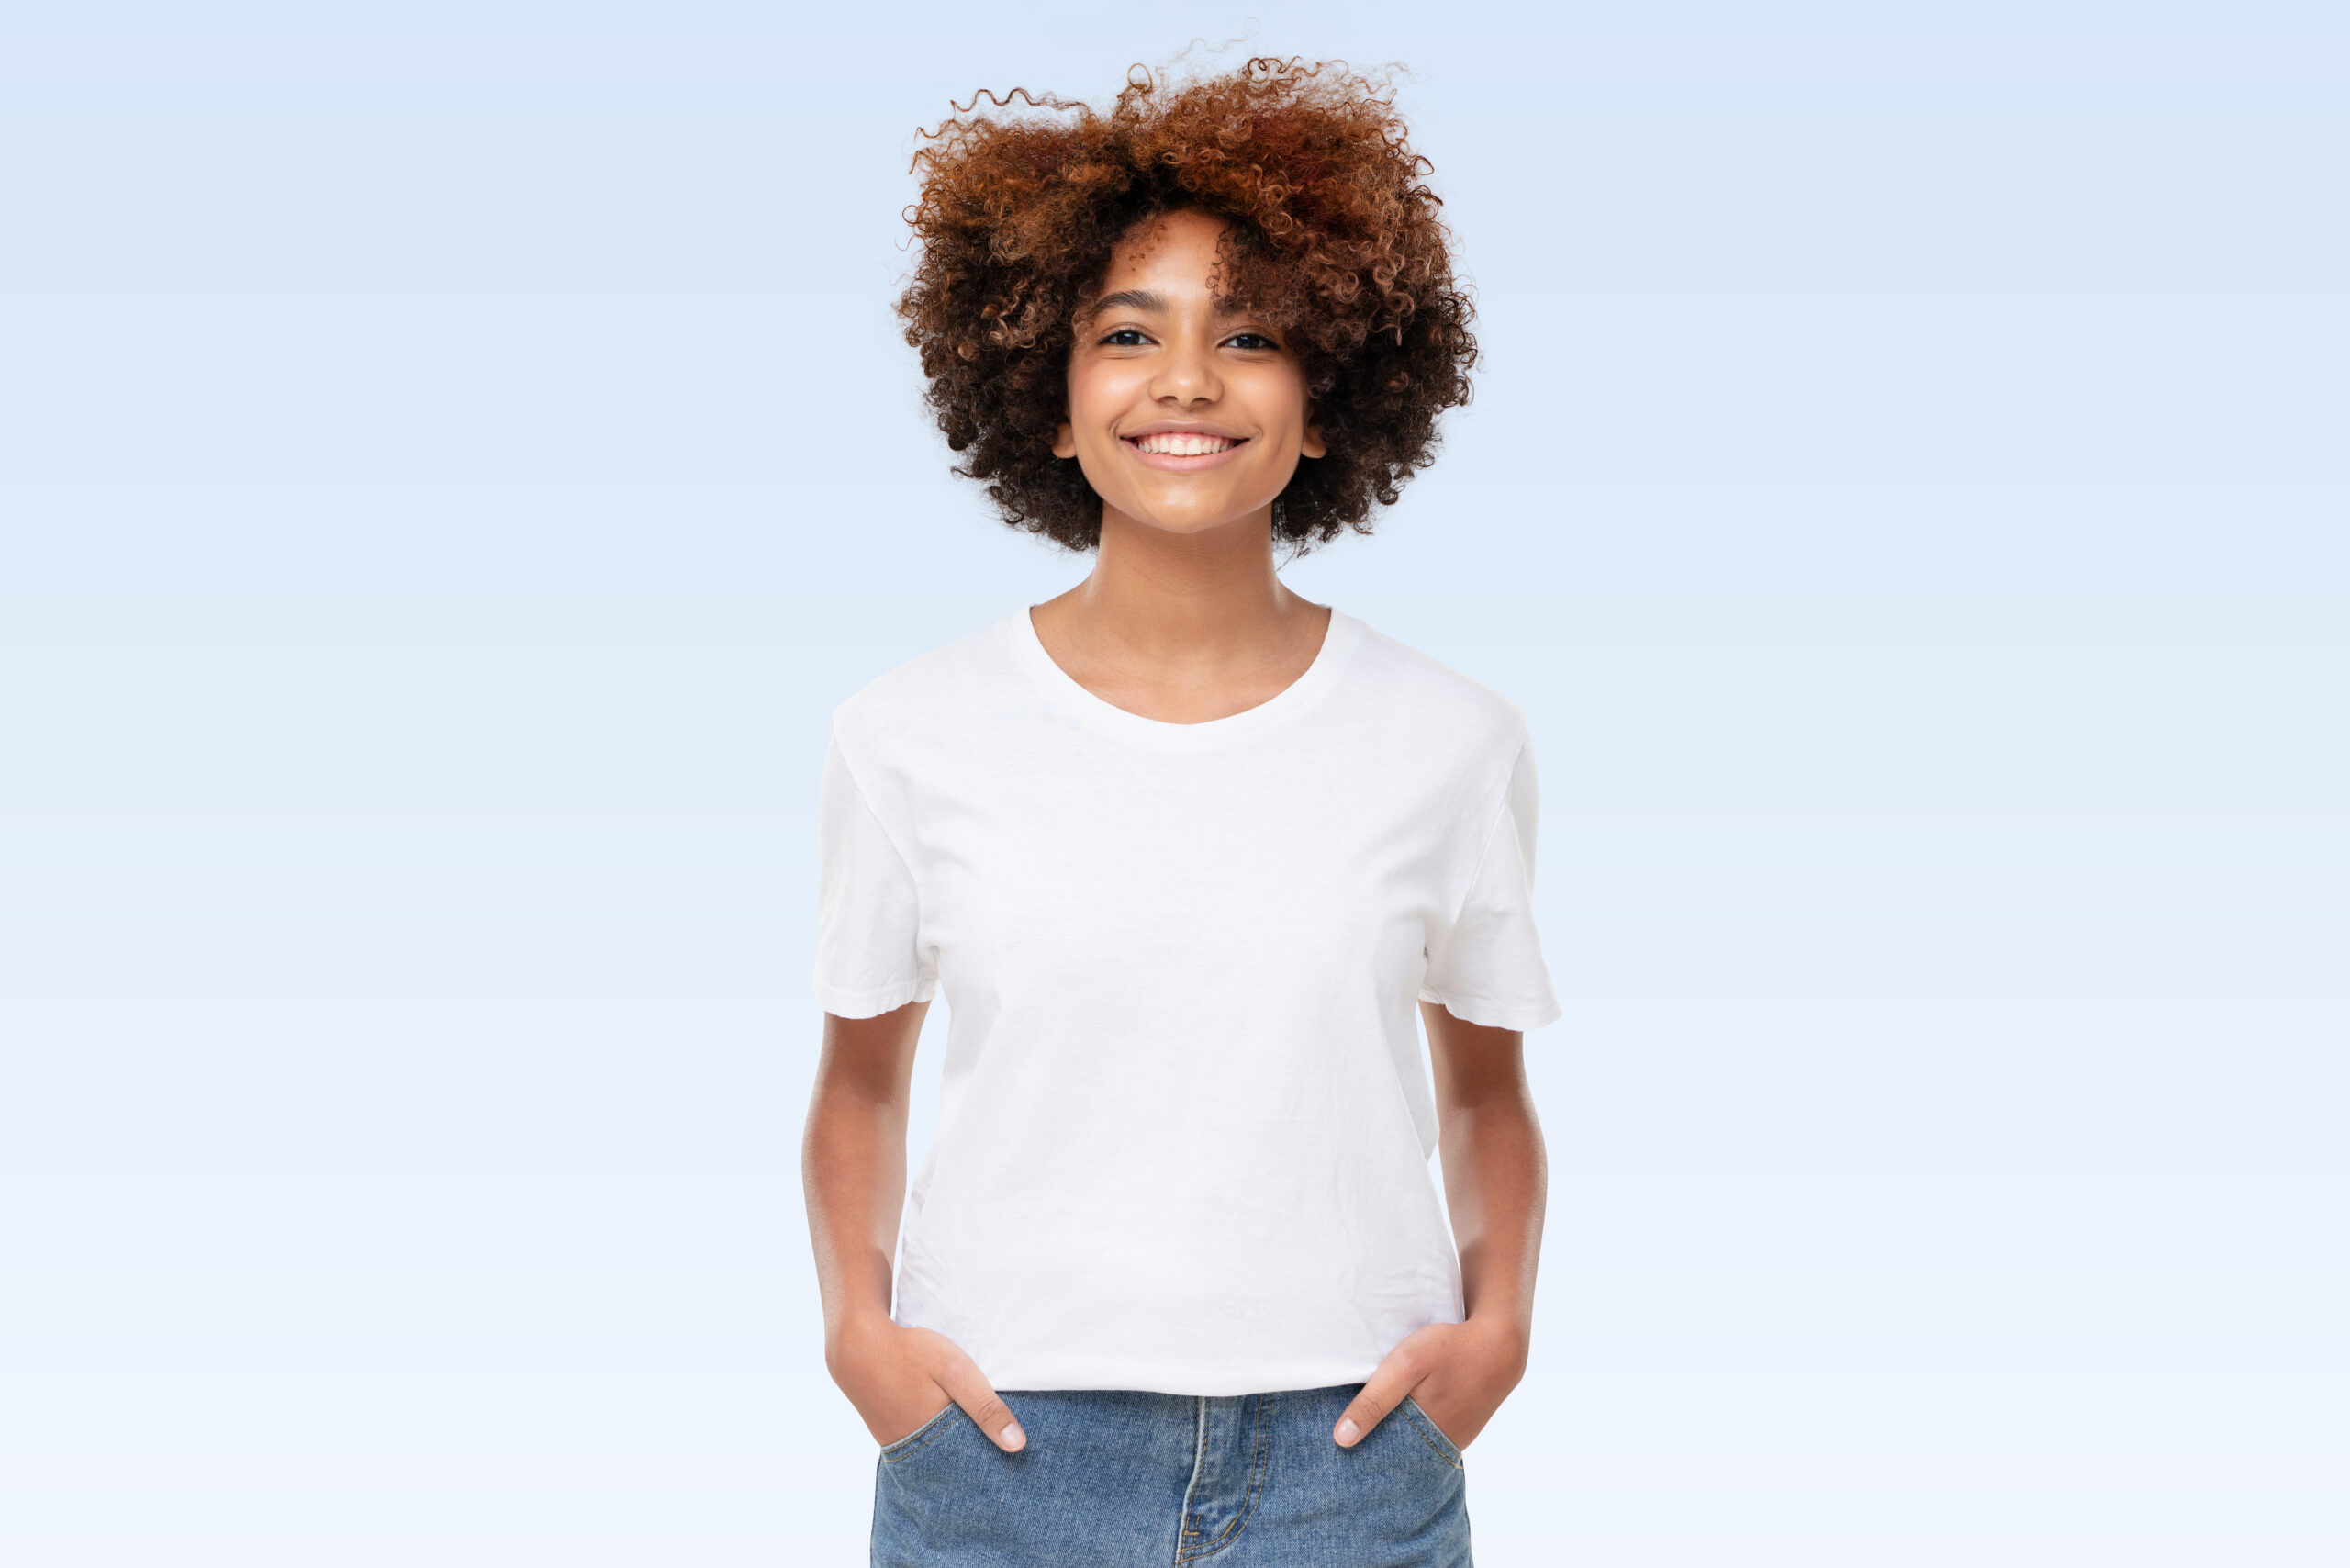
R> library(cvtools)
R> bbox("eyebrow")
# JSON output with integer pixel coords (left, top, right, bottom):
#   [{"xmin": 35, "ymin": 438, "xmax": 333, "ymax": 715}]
[
  {"xmin": 1081, "ymin": 288, "xmax": 1172, "ymax": 323},
  {"xmin": 1080, "ymin": 288, "xmax": 1278, "ymax": 337}
]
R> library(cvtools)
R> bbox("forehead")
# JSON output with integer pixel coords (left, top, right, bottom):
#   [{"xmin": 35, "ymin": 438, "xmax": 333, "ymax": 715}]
[{"xmin": 1100, "ymin": 209, "xmax": 1234, "ymax": 286}]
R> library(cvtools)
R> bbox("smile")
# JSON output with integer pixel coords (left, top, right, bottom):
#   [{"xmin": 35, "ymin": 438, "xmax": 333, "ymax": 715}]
[
  {"xmin": 1131, "ymin": 431, "xmax": 1239, "ymax": 455},
  {"xmin": 1122, "ymin": 431, "xmax": 1248, "ymax": 471}
]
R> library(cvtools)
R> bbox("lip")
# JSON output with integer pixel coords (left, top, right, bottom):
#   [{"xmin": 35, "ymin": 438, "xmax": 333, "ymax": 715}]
[{"xmin": 1120, "ymin": 425, "xmax": 1251, "ymax": 473}]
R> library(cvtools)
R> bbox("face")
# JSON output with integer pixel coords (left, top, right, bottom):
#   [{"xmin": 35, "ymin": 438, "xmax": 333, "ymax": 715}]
[{"xmin": 1053, "ymin": 207, "xmax": 1326, "ymax": 539}]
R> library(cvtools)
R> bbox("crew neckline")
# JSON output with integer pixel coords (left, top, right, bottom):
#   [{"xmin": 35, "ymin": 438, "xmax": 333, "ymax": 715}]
[{"xmin": 1006, "ymin": 602, "xmax": 1362, "ymax": 745}]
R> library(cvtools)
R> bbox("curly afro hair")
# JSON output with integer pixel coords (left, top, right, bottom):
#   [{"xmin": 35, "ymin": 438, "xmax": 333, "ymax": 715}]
[{"xmin": 894, "ymin": 57, "xmax": 1479, "ymax": 555}]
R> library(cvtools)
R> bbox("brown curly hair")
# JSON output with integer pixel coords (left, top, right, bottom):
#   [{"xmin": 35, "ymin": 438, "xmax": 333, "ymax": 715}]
[{"xmin": 894, "ymin": 57, "xmax": 1479, "ymax": 555}]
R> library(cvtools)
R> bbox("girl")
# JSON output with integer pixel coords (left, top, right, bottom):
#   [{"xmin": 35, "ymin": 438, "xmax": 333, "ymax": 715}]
[{"xmin": 805, "ymin": 57, "xmax": 1560, "ymax": 1567}]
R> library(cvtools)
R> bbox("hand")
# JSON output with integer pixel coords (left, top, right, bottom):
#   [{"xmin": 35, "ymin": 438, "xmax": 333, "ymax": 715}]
[
  {"xmin": 1332, "ymin": 1316, "xmax": 1528, "ymax": 1453},
  {"xmin": 828, "ymin": 1315, "xmax": 1028, "ymax": 1452}
]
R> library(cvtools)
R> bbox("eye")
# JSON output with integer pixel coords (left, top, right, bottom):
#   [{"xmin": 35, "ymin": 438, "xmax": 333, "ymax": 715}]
[
  {"xmin": 1100, "ymin": 328, "xmax": 1150, "ymax": 346},
  {"xmin": 1225, "ymin": 331, "xmax": 1279, "ymax": 351}
]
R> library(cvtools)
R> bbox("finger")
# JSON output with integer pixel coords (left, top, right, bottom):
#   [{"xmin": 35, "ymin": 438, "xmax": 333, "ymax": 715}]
[
  {"xmin": 936, "ymin": 1362, "xmax": 1026, "ymax": 1451},
  {"xmin": 1333, "ymin": 1371, "xmax": 1414, "ymax": 1448}
]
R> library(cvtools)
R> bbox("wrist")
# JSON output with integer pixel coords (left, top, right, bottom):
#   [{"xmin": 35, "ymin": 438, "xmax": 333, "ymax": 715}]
[
  {"xmin": 824, "ymin": 1307, "xmax": 900, "ymax": 1372},
  {"xmin": 1460, "ymin": 1311, "xmax": 1531, "ymax": 1372}
]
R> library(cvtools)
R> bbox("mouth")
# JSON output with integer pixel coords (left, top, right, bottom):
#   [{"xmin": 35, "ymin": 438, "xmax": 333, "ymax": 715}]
[{"xmin": 1122, "ymin": 431, "xmax": 1249, "ymax": 471}]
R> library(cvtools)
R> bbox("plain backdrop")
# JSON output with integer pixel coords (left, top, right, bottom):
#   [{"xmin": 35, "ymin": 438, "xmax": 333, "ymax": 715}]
[{"xmin": 2, "ymin": 3, "xmax": 2344, "ymax": 1564}]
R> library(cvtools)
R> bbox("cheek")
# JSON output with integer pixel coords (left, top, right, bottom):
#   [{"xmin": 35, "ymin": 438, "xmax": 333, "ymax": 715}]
[
  {"xmin": 1245, "ymin": 363, "xmax": 1311, "ymax": 427},
  {"xmin": 1065, "ymin": 364, "xmax": 1127, "ymax": 438}
]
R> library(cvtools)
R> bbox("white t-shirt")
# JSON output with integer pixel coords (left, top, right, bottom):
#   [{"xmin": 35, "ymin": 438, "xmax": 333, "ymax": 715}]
[{"xmin": 814, "ymin": 603, "xmax": 1561, "ymax": 1396}]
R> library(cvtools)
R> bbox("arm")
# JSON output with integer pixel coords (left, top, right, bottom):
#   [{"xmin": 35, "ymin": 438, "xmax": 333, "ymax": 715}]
[
  {"xmin": 802, "ymin": 998, "xmax": 1027, "ymax": 1451},
  {"xmin": 1423, "ymin": 999, "xmax": 1547, "ymax": 1354},
  {"xmin": 1330, "ymin": 1000, "xmax": 1548, "ymax": 1452},
  {"xmin": 803, "ymin": 1000, "xmax": 924, "ymax": 1365}
]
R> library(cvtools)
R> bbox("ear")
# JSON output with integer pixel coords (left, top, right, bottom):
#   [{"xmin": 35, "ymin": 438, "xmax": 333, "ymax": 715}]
[
  {"xmin": 1052, "ymin": 418, "xmax": 1077, "ymax": 459},
  {"xmin": 1300, "ymin": 407, "xmax": 1327, "ymax": 460}
]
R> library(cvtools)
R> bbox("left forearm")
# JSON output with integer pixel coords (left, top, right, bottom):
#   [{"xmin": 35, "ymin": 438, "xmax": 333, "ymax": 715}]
[
  {"xmin": 1336, "ymin": 1007, "xmax": 1550, "ymax": 1450},
  {"xmin": 1437, "ymin": 1081, "xmax": 1548, "ymax": 1335}
]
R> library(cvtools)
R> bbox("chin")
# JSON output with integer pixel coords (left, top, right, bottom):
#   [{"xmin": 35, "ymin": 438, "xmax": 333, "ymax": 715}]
[
  {"xmin": 1124, "ymin": 492, "xmax": 1277, "ymax": 529},
  {"xmin": 1135, "ymin": 509, "xmax": 1259, "ymax": 536}
]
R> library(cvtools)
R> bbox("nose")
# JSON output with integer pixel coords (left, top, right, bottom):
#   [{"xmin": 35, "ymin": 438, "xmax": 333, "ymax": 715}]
[{"xmin": 1150, "ymin": 330, "xmax": 1223, "ymax": 408}]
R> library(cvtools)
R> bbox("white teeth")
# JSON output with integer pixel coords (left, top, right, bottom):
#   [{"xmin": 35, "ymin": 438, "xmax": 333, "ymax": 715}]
[{"xmin": 1134, "ymin": 432, "xmax": 1237, "ymax": 456}]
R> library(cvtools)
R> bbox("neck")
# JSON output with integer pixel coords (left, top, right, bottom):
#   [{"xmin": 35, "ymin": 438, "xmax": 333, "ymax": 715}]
[{"xmin": 1059, "ymin": 501, "xmax": 1308, "ymax": 660}]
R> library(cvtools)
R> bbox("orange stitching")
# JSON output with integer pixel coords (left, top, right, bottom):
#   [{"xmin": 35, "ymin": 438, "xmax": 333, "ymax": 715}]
[
  {"xmin": 1177, "ymin": 1394, "xmax": 1274, "ymax": 1562},
  {"xmin": 1401, "ymin": 1396, "xmax": 1464, "ymax": 1471},
  {"xmin": 878, "ymin": 1404, "xmax": 961, "ymax": 1464}
]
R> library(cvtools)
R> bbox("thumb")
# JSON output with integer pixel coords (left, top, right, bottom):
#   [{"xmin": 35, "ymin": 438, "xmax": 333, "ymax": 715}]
[
  {"xmin": 1333, "ymin": 1372, "xmax": 1413, "ymax": 1449},
  {"xmin": 938, "ymin": 1364, "xmax": 1026, "ymax": 1452}
]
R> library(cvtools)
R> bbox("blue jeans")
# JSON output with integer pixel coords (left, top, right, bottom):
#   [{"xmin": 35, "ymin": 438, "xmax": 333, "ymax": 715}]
[{"xmin": 871, "ymin": 1382, "xmax": 1472, "ymax": 1566}]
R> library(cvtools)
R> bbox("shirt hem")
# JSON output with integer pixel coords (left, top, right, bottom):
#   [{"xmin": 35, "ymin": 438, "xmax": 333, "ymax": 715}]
[
  {"xmin": 963, "ymin": 1359, "xmax": 1391, "ymax": 1397},
  {"xmin": 1418, "ymin": 984, "xmax": 1563, "ymax": 1033},
  {"xmin": 816, "ymin": 973, "xmax": 938, "ymax": 1019}
]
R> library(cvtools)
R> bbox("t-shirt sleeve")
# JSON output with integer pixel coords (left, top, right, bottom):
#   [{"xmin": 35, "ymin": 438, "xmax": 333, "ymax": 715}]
[
  {"xmin": 813, "ymin": 724, "xmax": 938, "ymax": 1019},
  {"xmin": 1418, "ymin": 727, "xmax": 1564, "ymax": 1032}
]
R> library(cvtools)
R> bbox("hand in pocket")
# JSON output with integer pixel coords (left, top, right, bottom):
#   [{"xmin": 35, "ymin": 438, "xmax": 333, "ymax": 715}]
[{"xmin": 832, "ymin": 1318, "xmax": 1028, "ymax": 1452}]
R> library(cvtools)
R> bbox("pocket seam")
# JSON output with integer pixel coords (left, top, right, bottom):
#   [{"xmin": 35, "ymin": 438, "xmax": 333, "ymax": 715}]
[
  {"xmin": 878, "ymin": 1401, "xmax": 961, "ymax": 1463},
  {"xmin": 1399, "ymin": 1394, "xmax": 1465, "ymax": 1471}
]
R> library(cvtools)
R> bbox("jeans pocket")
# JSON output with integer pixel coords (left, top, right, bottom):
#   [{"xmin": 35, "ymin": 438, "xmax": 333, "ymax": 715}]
[
  {"xmin": 878, "ymin": 1400, "xmax": 962, "ymax": 1463},
  {"xmin": 1399, "ymin": 1394, "xmax": 1466, "ymax": 1471}
]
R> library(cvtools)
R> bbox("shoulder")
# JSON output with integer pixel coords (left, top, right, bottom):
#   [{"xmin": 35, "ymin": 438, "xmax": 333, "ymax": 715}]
[
  {"xmin": 828, "ymin": 611, "xmax": 1021, "ymax": 756},
  {"xmin": 1339, "ymin": 611, "xmax": 1531, "ymax": 759}
]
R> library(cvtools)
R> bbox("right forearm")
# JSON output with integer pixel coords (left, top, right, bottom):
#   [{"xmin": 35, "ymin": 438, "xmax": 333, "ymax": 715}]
[{"xmin": 803, "ymin": 1081, "xmax": 910, "ymax": 1361}]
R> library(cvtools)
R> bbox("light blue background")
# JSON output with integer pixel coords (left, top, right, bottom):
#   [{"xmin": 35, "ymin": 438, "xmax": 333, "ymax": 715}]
[{"xmin": 2, "ymin": 3, "xmax": 2343, "ymax": 1563}]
